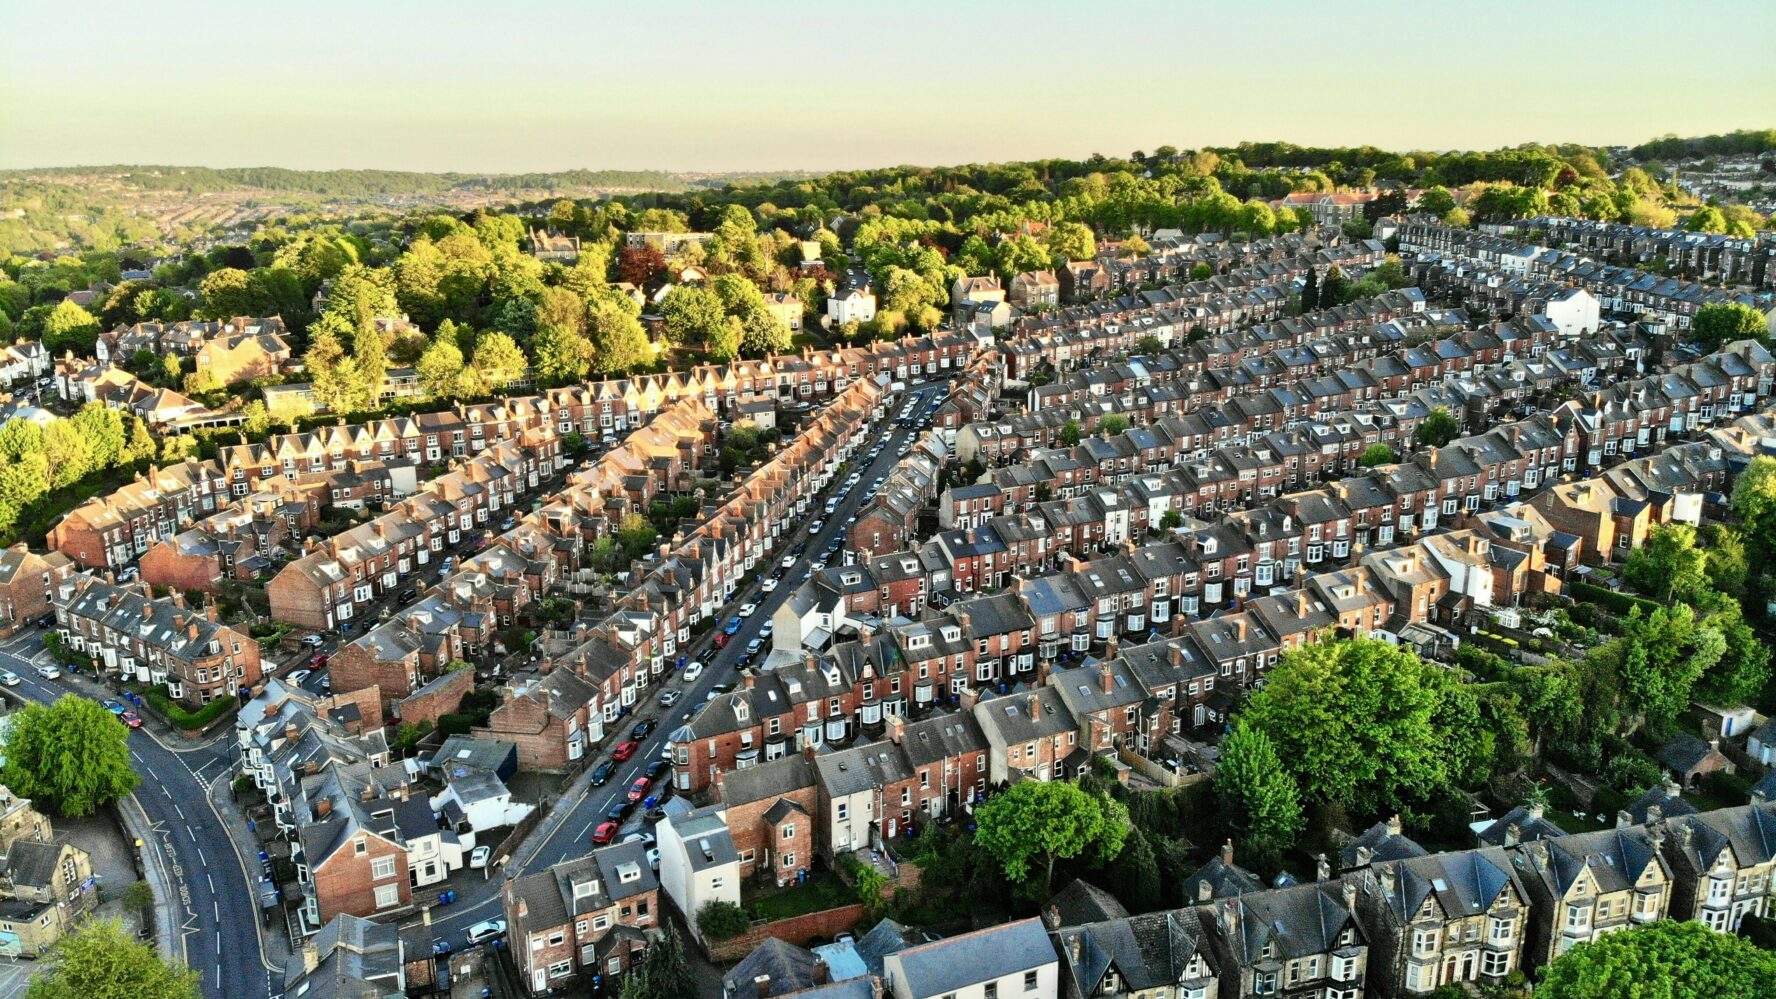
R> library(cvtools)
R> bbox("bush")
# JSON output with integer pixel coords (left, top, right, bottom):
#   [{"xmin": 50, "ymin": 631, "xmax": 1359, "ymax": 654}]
[
  {"xmin": 135, "ymin": 686, "xmax": 237, "ymax": 731},
  {"xmin": 436, "ymin": 714, "xmax": 476, "ymax": 737},
  {"xmin": 696, "ymin": 900, "xmax": 750, "ymax": 941},
  {"xmin": 1568, "ymin": 581, "xmax": 1661, "ymax": 619},
  {"xmin": 1604, "ymin": 750, "xmax": 1662, "ymax": 797}
]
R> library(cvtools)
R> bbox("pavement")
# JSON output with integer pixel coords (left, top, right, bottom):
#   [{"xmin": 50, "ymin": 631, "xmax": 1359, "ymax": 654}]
[
  {"xmin": 394, "ymin": 383, "xmax": 949, "ymax": 959},
  {"xmin": 0, "ymin": 632, "xmax": 279, "ymax": 999}
]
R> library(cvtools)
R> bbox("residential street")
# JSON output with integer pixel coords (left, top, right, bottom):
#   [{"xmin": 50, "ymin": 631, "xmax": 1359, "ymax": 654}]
[{"xmin": 0, "ymin": 632, "xmax": 278, "ymax": 999}]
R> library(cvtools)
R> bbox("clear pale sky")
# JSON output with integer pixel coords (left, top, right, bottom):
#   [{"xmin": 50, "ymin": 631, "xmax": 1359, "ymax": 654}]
[{"xmin": 4, "ymin": 0, "xmax": 1773, "ymax": 173}]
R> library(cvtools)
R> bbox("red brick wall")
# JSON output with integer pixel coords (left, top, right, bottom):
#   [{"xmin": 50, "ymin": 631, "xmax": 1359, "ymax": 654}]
[
  {"xmin": 398, "ymin": 668, "xmax": 473, "ymax": 729},
  {"xmin": 476, "ymin": 694, "xmax": 570, "ymax": 771},
  {"xmin": 704, "ymin": 903, "xmax": 866, "ymax": 963},
  {"xmin": 138, "ymin": 543, "xmax": 224, "ymax": 593},
  {"xmin": 331, "ymin": 643, "xmax": 416, "ymax": 700},
  {"xmin": 266, "ymin": 571, "xmax": 332, "ymax": 631},
  {"xmin": 312, "ymin": 834, "xmax": 410, "ymax": 923}
]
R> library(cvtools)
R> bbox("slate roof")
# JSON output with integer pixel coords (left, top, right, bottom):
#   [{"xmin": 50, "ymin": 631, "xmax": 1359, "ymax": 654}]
[
  {"xmin": 888, "ymin": 918, "xmax": 1054, "ymax": 998},
  {"xmin": 724, "ymin": 938, "xmax": 819, "ymax": 999},
  {"xmin": 1045, "ymin": 878, "xmax": 1129, "ymax": 928}
]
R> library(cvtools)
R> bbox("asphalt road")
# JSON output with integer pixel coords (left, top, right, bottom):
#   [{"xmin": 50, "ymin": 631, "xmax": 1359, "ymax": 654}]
[
  {"xmin": 0, "ymin": 632, "xmax": 276, "ymax": 999},
  {"xmin": 397, "ymin": 384, "xmax": 948, "ymax": 956}
]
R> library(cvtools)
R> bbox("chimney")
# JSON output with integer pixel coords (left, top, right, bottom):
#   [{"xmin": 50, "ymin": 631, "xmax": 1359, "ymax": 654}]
[
  {"xmin": 1045, "ymin": 903, "xmax": 1062, "ymax": 930},
  {"xmin": 1027, "ymin": 693, "xmax": 1041, "ymax": 720},
  {"xmin": 1316, "ymin": 853, "xmax": 1331, "ymax": 882},
  {"xmin": 1221, "ymin": 839, "xmax": 1234, "ymax": 867},
  {"xmin": 1386, "ymin": 813, "xmax": 1402, "ymax": 837},
  {"xmin": 314, "ymin": 797, "xmax": 332, "ymax": 819},
  {"xmin": 1068, "ymin": 932, "xmax": 1082, "ymax": 963},
  {"xmin": 1615, "ymin": 809, "xmax": 1634, "ymax": 829},
  {"xmin": 1340, "ymin": 879, "xmax": 1357, "ymax": 911},
  {"xmin": 1233, "ymin": 617, "xmax": 1247, "ymax": 642},
  {"xmin": 885, "ymin": 713, "xmax": 906, "ymax": 744},
  {"xmin": 1503, "ymin": 822, "xmax": 1521, "ymax": 848},
  {"xmin": 1354, "ymin": 845, "xmax": 1372, "ymax": 868},
  {"xmin": 1105, "ymin": 634, "xmax": 1120, "ymax": 661},
  {"xmin": 812, "ymin": 961, "xmax": 829, "ymax": 986},
  {"xmin": 1197, "ymin": 877, "xmax": 1213, "ymax": 903},
  {"xmin": 754, "ymin": 976, "xmax": 772, "ymax": 999},
  {"xmin": 1168, "ymin": 644, "xmax": 1183, "ymax": 667},
  {"xmin": 283, "ymin": 722, "xmax": 299, "ymax": 743},
  {"xmin": 205, "ymin": 605, "xmax": 218, "ymax": 623},
  {"xmin": 300, "ymin": 941, "xmax": 321, "ymax": 974},
  {"xmin": 170, "ymin": 590, "xmax": 184, "ymax": 609},
  {"xmin": 1646, "ymin": 803, "xmax": 1663, "ymax": 824},
  {"xmin": 1526, "ymin": 801, "xmax": 1545, "ymax": 822},
  {"xmin": 187, "ymin": 622, "xmax": 199, "ymax": 640}
]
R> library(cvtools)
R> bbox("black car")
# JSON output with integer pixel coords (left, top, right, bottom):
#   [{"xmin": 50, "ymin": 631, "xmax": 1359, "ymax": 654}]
[
  {"xmin": 398, "ymin": 588, "xmax": 416, "ymax": 603},
  {"xmin": 630, "ymin": 720, "xmax": 654, "ymax": 740},
  {"xmin": 35, "ymin": 614, "xmax": 54, "ymax": 629},
  {"xmin": 791, "ymin": 543, "xmax": 807, "ymax": 556},
  {"xmin": 644, "ymin": 760, "xmax": 668, "ymax": 780},
  {"xmin": 604, "ymin": 800, "xmax": 631, "ymax": 822},
  {"xmin": 591, "ymin": 761, "xmax": 615, "ymax": 786}
]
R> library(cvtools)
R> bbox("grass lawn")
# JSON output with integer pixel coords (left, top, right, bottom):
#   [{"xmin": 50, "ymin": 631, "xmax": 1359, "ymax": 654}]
[
  {"xmin": 1548, "ymin": 807, "xmax": 1611, "ymax": 834},
  {"xmin": 744, "ymin": 869, "xmax": 853, "ymax": 922}
]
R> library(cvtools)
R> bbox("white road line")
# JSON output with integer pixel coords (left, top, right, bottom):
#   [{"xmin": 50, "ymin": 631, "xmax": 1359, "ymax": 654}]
[
  {"xmin": 208, "ymin": 874, "xmax": 215, "ymax": 893},
  {"xmin": 188, "ymin": 827, "xmax": 199, "ymax": 843},
  {"xmin": 174, "ymin": 803, "xmax": 187, "ymax": 820},
  {"xmin": 216, "ymin": 934, "xmax": 222, "ymax": 956},
  {"xmin": 213, "ymin": 900, "xmax": 219, "ymax": 921}
]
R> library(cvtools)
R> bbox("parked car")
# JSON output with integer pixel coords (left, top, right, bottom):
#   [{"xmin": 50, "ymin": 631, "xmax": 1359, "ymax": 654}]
[
  {"xmin": 681, "ymin": 662, "xmax": 703, "ymax": 682},
  {"xmin": 780, "ymin": 555, "xmax": 796, "ymax": 569},
  {"xmin": 809, "ymin": 520, "xmax": 825, "ymax": 534},
  {"xmin": 398, "ymin": 588, "xmax": 416, "ymax": 603},
  {"xmin": 644, "ymin": 760, "xmax": 668, "ymax": 780},
  {"xmin": 35, "ymin": 614, "xmax": 54, "ymax": 629},
  {"xmin": 760, "ymin": 622, "xmax": 774, "ymax": 638},
  {"xmin": 626, "ymin": 777, "xmax": 652, "ymax": 802},
  {"xmin": 288, "ymin": 669, "xmax": 311, "ymax": 686},
  {"xmin": 0, "ymin": 672, "xmax": 19, "ymax": 687},
  {"xmin": 658, "ymin": 689, "xmax": 682, "ymax": 708},
  {"xmin": 591, "ymin": 761, "xmax": 615, "ymax": 786},
  {"xmin": 300, "ymin": 635, "xmax": 326, "ymax": 649},
  {"xmin": 35, "ymin": 665, "xmax": 59, "ymax": 680},
  {"xmin": 465, "ymin": 918, "xmax": 507, "ymax": 946},
  {"xmin": 738, "ymin": 603, "xmax": 758, "ymax": 618},
  {"xmin": 745, "ymin": 638, "xmax": 763, "ymax": 656},
  {"xmin": 723, "ymin": 617, "xmax": 742, "ymax": 635},
  {"xmin": 630, "ymin": 720, "xmax": 654, "ymax": 740},
  {"xmin": 469, "ymin": 845, "xmax": 492, "ymax": 869},
  {"xmin": 760, "ymin": 578, "xmax": 777, "ymax": 593},
  {"xmin": 604, "ymin": 800, "xmax": 631, "ymax": 822},
  {"xmin": 591, "ymin": 822, "xmax": 618, "ymax": 845},
  {"xmin": 102, "ymin": 699, "xmax": 126, "ymax": 715},
  {"xmin": 712, "ymin": 633, "xmax": 729, "ymax": 649},
  {"xmin": 120, "ymin": 711, "xmax": 144, "ymax": 729},
  {"xmin": 612, "ymin": 741, "xmax": 639, "ymax": 762},
  {"xmin": 308, "ymin": 652, "xmax": 328, "ymax": 667}
]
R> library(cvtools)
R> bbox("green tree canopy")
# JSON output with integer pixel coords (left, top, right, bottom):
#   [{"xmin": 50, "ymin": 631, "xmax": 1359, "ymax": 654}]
[
  {"xmin": 973, "ymin": 779, "xmax": 1129, "ymax": 896},
  {"xmin": 1240, "ymin": 636, "xmax": 1490, "ymax": 813},
  {"xmin": 1359, "ymin": 443, "xmax": 1396, "ymax": 467},
  {"xmin": 1691, "ymin": 302, "xmax": 1768, "ymax": 351},
  {"xmin": 1214, "ymin": 723, "xmax": 1304, "ymax": 871},
  {"xmin": 1415, "ymin": 407, "xmax": 1462, "ymax": 448},
  {"xmin": 619, "ymin": 925, "xmax": 697, "ymax": 999},
  {"xmin": 25, "ymin": 919, "xmax": 199, "ymax": 999},
  {"xmin": 41, "ymin": 299, "xmax": 100, "ymax": 355},
  {"xmin": 658, "ymin": 285, "xmax": 726, "ymax": 347},
  {"xmin": 1621, "ymin": 523, "xmax": 1709, "ymax": 605},
  {"xmin": 1534, "ymin": 919, "xmax": 1776, "ymax": 999},
  {"xmin": 1, "ymin": 697, "xmax": 138, "ymax": 816}
]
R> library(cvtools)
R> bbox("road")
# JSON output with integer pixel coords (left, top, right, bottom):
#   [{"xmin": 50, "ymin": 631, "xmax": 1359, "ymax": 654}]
[
  {"xmin": 0, "ymin": 633, "xmax": 277, "ymax": 999},
  {"xmin": 397, "ymin": 384, "xmax": 948, "ymax": 955}
]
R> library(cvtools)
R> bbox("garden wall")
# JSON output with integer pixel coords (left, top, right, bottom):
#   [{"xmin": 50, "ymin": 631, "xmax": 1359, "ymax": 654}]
[{"xmin": 706, "ymin": 903, "xmax": 866, "ymax": 963}]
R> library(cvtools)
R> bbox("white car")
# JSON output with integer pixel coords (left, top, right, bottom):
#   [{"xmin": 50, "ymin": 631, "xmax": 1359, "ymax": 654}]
[
  {"xmin": 288, "ymin": 669, "xmax": 312, "ymax": 686},
  {"xmin": 469, "ymin": 845, "xmax": 492, "ymax": 869},
  {"xmin": 760, "ymin": 622, "xmax": 774, "ymax": 638},
  {"xmin": 738, "ymin": 603, "xmax": 758, "ymax": 618},
  {"xmin": 760, "ymin": 578, "xmax": 778, "ymax": 593},
  {"xmin": 658, "ymin": 689, "xmax": 683, "ymax": 707},
  {"xmin": 780, "ymin": 555, "xmax": 796, "ymax": 568},
  {"xmin": 465, "ymin": 919, "xmax": 507, "ymax": 945},
  {"xmin": 0, "ymin": 671, "xmax": 18, "ymax": 687},
  {"xmin": 682, "ymin": 662, "xmax": 703, "ymax": 682},
  {"xmin": 300, "ymin": 635, "xmax": 326, "ymax": 649},
  {"xmin": 35, "ymin": 665, "xmax": 59, "ymax": 680}
]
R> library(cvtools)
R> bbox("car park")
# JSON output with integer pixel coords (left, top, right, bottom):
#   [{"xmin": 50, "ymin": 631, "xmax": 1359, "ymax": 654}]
[{"xmin": 591, "ymin": 761, "xmax": 616, "ymax": 786}]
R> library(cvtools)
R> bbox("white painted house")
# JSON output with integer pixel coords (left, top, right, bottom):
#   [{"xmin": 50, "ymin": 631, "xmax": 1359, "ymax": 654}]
[
  {"xmin": 656, "ymin": 806, "xmax": 740, "ymax": 941},
  {"xmin": 883, "ymin": 918, "xmax": 1059, "ymax": 999},
  {"xmin": 1541, "ymin": 287, "xmax": 1601, "ymax": 339}
]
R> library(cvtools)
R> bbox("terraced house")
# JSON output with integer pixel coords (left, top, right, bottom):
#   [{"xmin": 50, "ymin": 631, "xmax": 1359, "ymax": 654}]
[{"xmin": 55, "ymin": 576, "xmax": 262, "ymax": 707}]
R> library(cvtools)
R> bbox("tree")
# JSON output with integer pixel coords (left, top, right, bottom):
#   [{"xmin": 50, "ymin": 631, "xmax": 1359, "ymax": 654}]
[
  {"xmin": 530, "ymin": 323, "xmax": 594, "ymax": 385},
  {"xmin": 739, "ymin": 307, "xmax": 793, "ymax": 358},
  {"xmin": 1240, "ymin": 636, "xmax": 1484, "ymax": 813},
  {"xmin": 468, "ymin": 331, "xmax": 527, "ymax": 392},
  {"xmin": 41, "ymin": 420, "xmax": 93, "ymax": 490},
  {"xmin": 350, "ymin": 317, "xmax": 387, "ymax": 410},
  {"xmin": 1, "ymin": 697, "xmax": 138, "ymax": 817},
  {"xmin": 25, "ymin": 919, "xmax": 199, "ymax": 999},
  {"xmin": 620, "ymin": 924, "xmax": 697, "ymax": 999},
  {"xmin": 1691, "ymin": 302, "xmax": 1768, "ymax": 351},
  {"xmin": 1534, "ymin": 919, "xmax": 1776, "ymax": 999},
  {"xmin": 1300, "ymin": 268, "xmax": 1319, "ymax": 311},
  {"xmin": 587, "ymin": 292, "xmax": 651, "ymax": 373},
  {"xmin": 1214, "ymin": 723, "xmax": 1305, "ymax": 870},
  {"xmin": 1698, "ymin": 523, "xmax": 1749, "ymax": 600},
  {"xmin": 617, "ymin": 245, "xmax": 667, "ymax": 288},
  {"xmin": 1044, "ymin": 222, "xmax": 1096, "ymax": 263},
  {"xmin": 1621, "ymin": 523, "xmax": 1709, "ymax": 604},
  {"xmin": 695, "ymin": 901, "xmax": 749, "ymax": 942},
  {"xmin": 1059, "ymin": 419, "xmax": 1082, "ymax": 447},
  {"xmin": 70, "ymin": 403, "xmax": 125, "ymax": 473},
  {"xmin": 415, "ymin": 325, "xmax": 465, "ymax": 400},
  {"xmin": 1097, "ymin": 414, "xmax": 1130, "ymax": 436},
  {"xmin": 41, "ymin": 299, "xmax": 100, "ymax": 355},
  {"xmin": 658, "ymin": 286, "xmax": 726, "ymax": 346},
  {"xmin": 973, "ymin": 780, "xmax": 1128, "ymax": 896},
  {"xmin": 1102, "ymin": 828, "xmax": 1163, "ymax": 914},
  {"xmin": 1619, "ymin": 605, "xmax": 1722, "ymax": 737},
  {"xmin": 1359, "ymin": 443, "xmax": 1396, "ymax": 467},
  {"xmin": 1442, "ymin": 207, "xmax": 1471, "ymax": 228},
  {"xmin": 1415, "ymin": 407, "xmax": 1461, "ymax": 449},
  {"xmin": 1319, "ymin": 266, "xmax": 1348, "ymax": 308},
  {"xmin": 707, "ymin": 315, "xmax": 742, "ymax": 362}
]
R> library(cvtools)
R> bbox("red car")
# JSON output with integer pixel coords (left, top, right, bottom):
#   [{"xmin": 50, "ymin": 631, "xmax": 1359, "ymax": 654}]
[
  {"xmin": 626, "ymin": 776, "xmax": 653, "ymax": 802},
  {"xmin": 309, "ymin": 652, "xmax": 329, "ymax": 667},
  {"xmin": 611, "ymin": 741, "xmax": 639, "ymax": 762},
  {"xmin": 591, "ymin": 821, "xmax": 618, "ymax": 845},
  {"xmin": 712, "ymin": 632, "xmax": 729, "ymax": 649},
  {"xmin": 120, "ymin": 711, "xmax": 144, "ymax": 729}
]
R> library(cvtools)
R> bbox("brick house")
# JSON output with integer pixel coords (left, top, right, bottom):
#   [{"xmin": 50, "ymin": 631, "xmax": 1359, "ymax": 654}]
[
  {"xmin": 475, "ymin": 668, "xmax": 603, "ymax": 772},
  {"xmin": 56, "ymin": 576, "xmax": 263, "ymax": 708},
  {"xmin": 503, "ymin": 841, "xmax": 659, "ymax": 995},
  {"xmin": 0, "ymin": 545, "xmax": 74, "ymax": 637}
]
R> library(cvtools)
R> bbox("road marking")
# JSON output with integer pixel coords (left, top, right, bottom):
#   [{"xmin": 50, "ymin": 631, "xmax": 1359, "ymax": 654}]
[
  {"xmin": 207, "ymin": 874, "xmax": 215, "ymax": 893},
  {"xmin": 188, "ymin": 827, "xmax": 199, "ymax": 843},
  {"xmin": 174, "ymin": 803, "xmax": 187, "ymax": 820}
]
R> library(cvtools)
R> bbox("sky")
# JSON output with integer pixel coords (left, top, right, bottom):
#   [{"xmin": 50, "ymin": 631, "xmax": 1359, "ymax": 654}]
[{"xmin": 4, "ymin": 0, "xmax": 1774, "ymax": 174}]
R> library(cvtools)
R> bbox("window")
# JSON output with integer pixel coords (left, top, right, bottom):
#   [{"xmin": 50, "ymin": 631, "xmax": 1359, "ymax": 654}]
[
  {"xmin": 548, "ymin": 961, "xmax": 573, "ymax": 978},
  {"xmin": 1488, "ymin": 916, "xmax": 1514, "ymax": 943},
  {"xmin": 1481, "ymin": 950, "xmax": 1511, "ymax": 977},
  {"xmin": 1024, "ymin": 972, "xmax": 1038, "ymax": 992},
  {"xmin": 782, "ymin": 853, "xmax": 796, "ymax": 869},
  {"xmin": 1564, "ymin": 904, "xmax": 1591, "ymax": 932},
  {"xmin": 781, "ymin": 825, "xmax": 795, "ymax": 840},
  {"xmin": 353, "ymin": 837, "xmax": 367, "ymax": 856},
  {"xmin": 984, "ymin": 984, "xmax": 997, "ymax": 999},
  {"xmin": 374, "ymin": 884, "xmax": 400, "ymax": 909},
  {"xmin": 370, "ymin": 857, "xmax": 396, "ymax": 880}
]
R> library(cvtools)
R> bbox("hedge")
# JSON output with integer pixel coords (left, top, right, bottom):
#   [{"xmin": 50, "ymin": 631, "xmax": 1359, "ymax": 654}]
[
  {"xmin": 133, "ymin": 685, "xmax": 239, "ymax": 731},
  {"xmin": 1568, "ymin": 581, "xmax": 1662, "ymax": 618}
]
